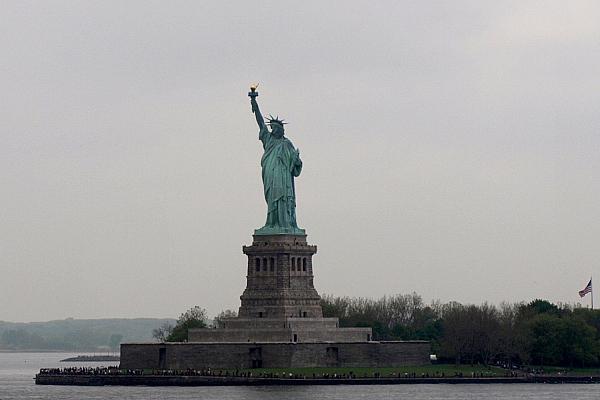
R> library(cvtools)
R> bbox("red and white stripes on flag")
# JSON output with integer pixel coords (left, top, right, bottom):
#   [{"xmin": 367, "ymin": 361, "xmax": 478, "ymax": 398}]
[{"xmin": 579, "ymin": 279, "xmax": 592, "ymax": 298}]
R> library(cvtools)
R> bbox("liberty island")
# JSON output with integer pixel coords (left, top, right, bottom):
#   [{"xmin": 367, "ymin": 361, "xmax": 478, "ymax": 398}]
[
  {"xmin": 35, "ymin": 87, "xmax": 430, "ymax": 384},
  {"xmin": 33, "ymin": 88, "xmax": 600, "ymax": 387},
  {"xmin": 115, "ymin": 87, "xmax": 428, "ymax": 370}
]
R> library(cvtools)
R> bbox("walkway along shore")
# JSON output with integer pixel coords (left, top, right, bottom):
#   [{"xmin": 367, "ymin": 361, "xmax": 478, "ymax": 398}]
[{"xmin": 35, "ymin": 369, "xmax": 600, "ymax": 386}]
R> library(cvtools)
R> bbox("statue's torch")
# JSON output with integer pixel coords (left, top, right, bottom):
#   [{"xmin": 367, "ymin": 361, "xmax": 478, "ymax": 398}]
[{"xmin": 248, "ymin": 83, "xmax": 259, "ymax": 99}]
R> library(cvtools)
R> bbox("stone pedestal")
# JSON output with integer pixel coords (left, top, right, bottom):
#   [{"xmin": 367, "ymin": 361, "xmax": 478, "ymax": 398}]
[
  {"xmin": 188, "ymin": 233, "xmax": 372, "ymax": 344},
  {"xmin": 239, "ymin": 234, "xmax": 322, "ymax": 319}
]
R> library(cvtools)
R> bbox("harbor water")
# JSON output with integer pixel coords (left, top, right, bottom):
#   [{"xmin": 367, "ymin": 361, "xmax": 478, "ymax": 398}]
[{"xmin": 2, "ymin": 352, "xmax": 600, "ymax": 400}]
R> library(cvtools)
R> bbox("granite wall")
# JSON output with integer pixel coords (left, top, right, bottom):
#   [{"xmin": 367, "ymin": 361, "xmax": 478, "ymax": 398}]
[
  {"xmin": 120, "ymin": 341, "xmax": 430, "ymax": 369},
  {"xmin": 188, "ymin": 327, "xmax": 371, "ymax": 343}
]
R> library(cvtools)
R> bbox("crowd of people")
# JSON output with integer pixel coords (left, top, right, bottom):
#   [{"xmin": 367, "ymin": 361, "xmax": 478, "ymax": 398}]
[
  {"xmin": 38, "ymin": 367, "xmax": 122, "ymax": 375},
  {"xmin": 37, "ymin": 367, "xmax": 522, "ymax": 379}
]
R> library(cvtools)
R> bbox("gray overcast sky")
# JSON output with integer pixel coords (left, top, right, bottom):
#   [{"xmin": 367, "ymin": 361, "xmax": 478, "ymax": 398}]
[{"xmin": 1, "ymin": 1, "xmax": 599, "ymax": 322}]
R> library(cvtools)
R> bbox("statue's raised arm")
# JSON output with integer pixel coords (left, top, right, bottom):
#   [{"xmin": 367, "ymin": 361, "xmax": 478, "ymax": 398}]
[{"xmin": 248, "ymin": 85, "xmax": 265, "ymax": 130}]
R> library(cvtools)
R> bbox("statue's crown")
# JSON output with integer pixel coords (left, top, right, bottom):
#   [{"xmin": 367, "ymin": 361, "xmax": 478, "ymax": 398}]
[{"xmin": 267, "ymin": 115, "xmax": 287, "ymax": 126}]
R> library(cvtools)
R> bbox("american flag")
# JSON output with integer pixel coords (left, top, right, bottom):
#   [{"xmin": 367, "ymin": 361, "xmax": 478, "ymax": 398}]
[{"xmin": 579, "ymin": 279, "xmax": 592, "ymax": 298}]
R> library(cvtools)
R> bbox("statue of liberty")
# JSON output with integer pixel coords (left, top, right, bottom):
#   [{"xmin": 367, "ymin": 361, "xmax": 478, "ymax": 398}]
[{"xmin": 249, "ymin": 85, "xmax": 305, "ymax": 235}]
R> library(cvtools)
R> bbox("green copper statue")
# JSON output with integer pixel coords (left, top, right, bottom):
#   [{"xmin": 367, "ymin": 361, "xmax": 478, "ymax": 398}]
[{"xmin": 249, "ymin": 85, "xmax": 305, "ymax": 235}]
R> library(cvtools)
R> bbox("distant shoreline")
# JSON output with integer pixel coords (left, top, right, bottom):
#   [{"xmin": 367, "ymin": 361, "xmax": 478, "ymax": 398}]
[
  {"xmin": 60, "ymin": 355, "xmax": 120, "ymax": 362},
  {"xmin": 0, "ymin": 350, "xmax": 114, "ymax": 353},
  {"xmin": 0, "ymin": 350, "xmax": 75, "ymax": 353}
]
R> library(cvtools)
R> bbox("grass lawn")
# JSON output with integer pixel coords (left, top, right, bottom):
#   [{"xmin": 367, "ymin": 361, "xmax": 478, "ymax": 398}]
[
  {"xmin": 226, "ymin": 364, "xmax": 508, "ymax": 377},
  {"xmin": 534, "ymin": 366, "xmax": 600, "ymax": 376}
]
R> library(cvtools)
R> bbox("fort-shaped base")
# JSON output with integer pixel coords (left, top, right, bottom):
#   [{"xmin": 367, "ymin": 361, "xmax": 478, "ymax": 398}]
[{"xmin": 120, "ymin": 341, "xmax": 430, "ymax": 370}]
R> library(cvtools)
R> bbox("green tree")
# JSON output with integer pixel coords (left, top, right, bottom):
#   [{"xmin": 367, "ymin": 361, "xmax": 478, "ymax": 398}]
[
  {"xmin": 526, "ymin": 313, "xmax": 565, "ymax": 366},
  {"xmin": 521, "ymin": 299, "xmax": 560, "ymax": 317},
  {"xmin": 318, "ymin": 293, "xmax": 600, "ymax": 367},
  {"xmin": 166, "ymin": 306, "xmax": 208, "ymax": 342},
  {"xmin": 560, "ymin": 315, "xmax": 598, "ymax": 367},
  {"xmin": 152, "ymin": 322, "xmax": 174, "ymax": 342},
  {"xmin": 321, "ymin": 294, "xmax": 351, "ymax": 320},
  {"xmin": 496, "ymin": 302, "xmax": 520, "ymax": 367},
  {"xmin": 213, "ymin": 309, "xmax": 238, "ymax": 328}
]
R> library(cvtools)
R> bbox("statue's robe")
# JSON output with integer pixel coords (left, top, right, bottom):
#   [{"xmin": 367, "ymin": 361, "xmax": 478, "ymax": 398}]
[{"xmin": 258, "ymin": 125, "xmax": 302, "ymax": 232}]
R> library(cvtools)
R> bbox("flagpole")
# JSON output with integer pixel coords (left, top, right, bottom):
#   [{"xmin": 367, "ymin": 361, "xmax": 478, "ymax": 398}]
[{"xmin": 590, "ymin": 276, "xmax": 594, "ymax": 310}]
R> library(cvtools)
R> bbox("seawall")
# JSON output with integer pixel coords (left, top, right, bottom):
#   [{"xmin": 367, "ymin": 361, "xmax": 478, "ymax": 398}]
[{"xmin": 35, "ymin": 374, "xmax": 600, "ymax": 386}]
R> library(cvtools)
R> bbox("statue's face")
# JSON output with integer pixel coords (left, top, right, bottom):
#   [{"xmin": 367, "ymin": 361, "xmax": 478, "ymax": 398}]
[{"xmin": 271, "ymin": 124, "xmax": 284, "ymax": 138}]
